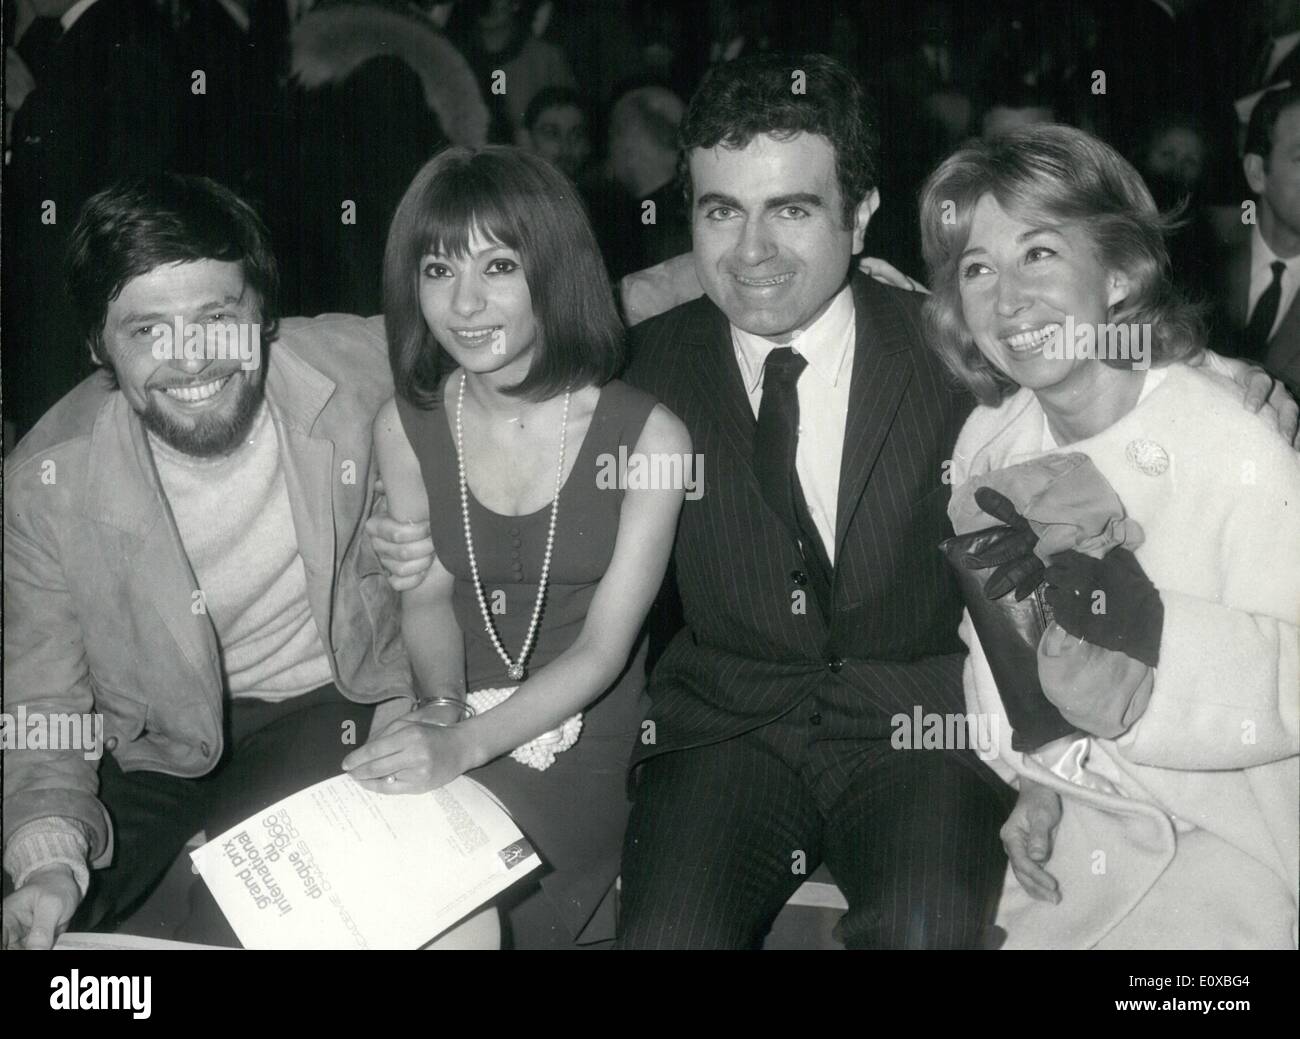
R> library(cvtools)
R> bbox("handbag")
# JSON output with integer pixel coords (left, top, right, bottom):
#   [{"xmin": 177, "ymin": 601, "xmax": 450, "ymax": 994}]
[{"xmin": 939, "ymin": 527, "xmax": 1078, "ymax": 752}]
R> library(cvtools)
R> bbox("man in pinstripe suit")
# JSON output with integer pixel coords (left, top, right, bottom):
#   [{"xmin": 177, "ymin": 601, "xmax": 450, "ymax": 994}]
[{"xmin": 615, "ymin": 53, "xmax": 1016, "ymax": 949}]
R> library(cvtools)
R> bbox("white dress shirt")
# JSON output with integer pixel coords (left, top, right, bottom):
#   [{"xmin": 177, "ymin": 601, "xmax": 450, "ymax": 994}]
[
  {"xmin": 731, "ymin": 284, "xmax": 855, "ymax": 562},
  {"xmin": 1249, "ymin": 224, "xmax": 1300, "ymax": 342}
]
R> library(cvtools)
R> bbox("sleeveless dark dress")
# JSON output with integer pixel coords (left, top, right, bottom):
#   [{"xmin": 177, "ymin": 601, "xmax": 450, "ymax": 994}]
[{"xmin": 395, "ymin": 377, "xmax": 657, "ymax": 946}]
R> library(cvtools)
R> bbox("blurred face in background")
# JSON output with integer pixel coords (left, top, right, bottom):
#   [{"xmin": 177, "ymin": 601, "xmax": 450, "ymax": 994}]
[
  {"xmin": 1246, "ymin": 102, "xmax": 1300, "ymax": 248},
  {"xmin": 422, "ymin": 2, "xmax": 455, "ymax": 29},
  {"xmin": 1144, "ymin": 126, "xmax": 1206, "ymax": 191},
  {"xmin": 982, "ymin": 105, "xmax": 1055, "ymax": 141},
  {"xmin": 477, "ymin": 0, "xmax": 518, "ymax": 30},
  {"xmin": 527, "ymin": 104, "xmax": 591, "ymax": 179}
]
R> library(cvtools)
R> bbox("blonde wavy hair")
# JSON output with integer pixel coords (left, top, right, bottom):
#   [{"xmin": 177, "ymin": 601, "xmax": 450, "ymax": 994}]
[{"xmin": 919, "ymin": 124, "xmax": 1205, "ymax": 406}]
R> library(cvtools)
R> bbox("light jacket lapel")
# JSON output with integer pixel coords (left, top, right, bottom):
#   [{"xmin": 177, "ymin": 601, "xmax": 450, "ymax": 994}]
[
  {"xmin": 265, "ymin": 342, "xmax": 340, "ymax": 643},
  {"xmin": 833, "ymin": 274, "xmax": 914, "ymax": 567},
  {"xmin": 84, "ymin": 396, "xmax": 221, "ymax": 683}
]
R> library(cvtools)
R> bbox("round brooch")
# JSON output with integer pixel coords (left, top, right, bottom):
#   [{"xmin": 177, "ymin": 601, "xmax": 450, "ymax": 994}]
[{"xmin": 1125, "ymin": 438, "xmax": 1170, "ymax": 476}]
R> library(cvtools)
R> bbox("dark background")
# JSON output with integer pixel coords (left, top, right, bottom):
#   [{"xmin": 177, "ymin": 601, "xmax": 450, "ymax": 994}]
[{"xmin": 4, "ymin": 0, "xmax": 1297, "ymax": 445}]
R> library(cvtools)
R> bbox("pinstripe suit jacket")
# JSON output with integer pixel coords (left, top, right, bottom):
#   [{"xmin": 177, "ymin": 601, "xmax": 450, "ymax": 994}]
[{"xmin": 625, "ymin": 271, "xmax": 977, "ymax": 765}]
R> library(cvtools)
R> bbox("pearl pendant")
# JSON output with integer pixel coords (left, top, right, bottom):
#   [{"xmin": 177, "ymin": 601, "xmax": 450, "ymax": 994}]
[{"xmin": 457, "ymin": 373, "xmax": 569, "ymax": 693}]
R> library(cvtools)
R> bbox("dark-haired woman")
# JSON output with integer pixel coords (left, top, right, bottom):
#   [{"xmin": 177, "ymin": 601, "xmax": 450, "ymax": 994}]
[{"xmin": 343, "ymin": 146, "xmax": 689, "ymax": 948}]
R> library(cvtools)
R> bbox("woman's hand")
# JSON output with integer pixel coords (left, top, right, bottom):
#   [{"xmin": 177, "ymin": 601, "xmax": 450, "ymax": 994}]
[
  {"xmin": 1001, "ymin": 778, "xmax": 1063, "ymax": 903},
  {"xmin": 342, "ymin": 708, "xmax": 482, "ymax": 794},
  {"xmin": 964, "ymin": 486, "xmax": 1045, "ymax": 600}
]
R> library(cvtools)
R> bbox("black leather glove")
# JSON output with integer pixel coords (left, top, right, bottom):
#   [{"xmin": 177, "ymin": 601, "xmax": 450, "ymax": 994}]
[
  {"xmin": 950, "ymin": 487, "xmax": 1045, "ymax": 601},
  {"xmin": 1043, "ymin": 548, "xmax": 1164, "ymax": 668},
  {"xmin": 939, "ymin": 521, "xmax": 1078, "ymax": 753}
]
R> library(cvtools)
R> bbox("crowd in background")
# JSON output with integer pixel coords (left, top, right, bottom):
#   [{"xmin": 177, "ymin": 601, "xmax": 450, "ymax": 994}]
[{"xmin": 4, "ymin": 0, "xmax": 1299, "ymax": 442}]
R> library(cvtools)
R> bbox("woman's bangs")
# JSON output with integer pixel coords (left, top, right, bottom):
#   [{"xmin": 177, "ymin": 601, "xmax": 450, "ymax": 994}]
[{"xmin": 414, "ymin": 169, "xmax": 523, "ymax": 261}]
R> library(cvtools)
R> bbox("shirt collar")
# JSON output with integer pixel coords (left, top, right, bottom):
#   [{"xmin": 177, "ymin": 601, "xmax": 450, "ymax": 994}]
[
  {"xmin": 731, "ymin": 283, "xmax": 855, "ymax": 395},
  {"xmin": 1251, "ymin": 222, "xmax": 1291, "ymax": 280},
  {"xmin": 61, "ymin": 0, "xmax": 99, "ymax": 31}
]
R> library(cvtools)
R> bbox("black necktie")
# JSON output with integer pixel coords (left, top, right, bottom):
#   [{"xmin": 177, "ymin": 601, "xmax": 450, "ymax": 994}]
[
  {"xmin": 753, "ymin": 348, "xmax": 807, "ymax": 536},
  {"xmin": 753, "ymin": 349, "xmax": 834, "ymax": 613},
  {"xmin": 1244, "ymin": 260, "xmax": 1286, "ymax": 360}
]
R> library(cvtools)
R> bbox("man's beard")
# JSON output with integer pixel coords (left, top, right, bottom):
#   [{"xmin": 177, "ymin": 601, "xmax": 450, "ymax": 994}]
[{"xmin": 141, "ymin": 370, "xmax": 266, "ymax": 458}]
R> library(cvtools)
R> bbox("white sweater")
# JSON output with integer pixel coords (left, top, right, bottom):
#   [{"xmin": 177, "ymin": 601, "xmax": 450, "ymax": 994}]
[
  {"xmin": 951, "ymin": 362, "xmax": 1300, "ymax": 949},
  {"xmin": 149, "ymin": 400, "xmax": 333, "ymax": 701}
]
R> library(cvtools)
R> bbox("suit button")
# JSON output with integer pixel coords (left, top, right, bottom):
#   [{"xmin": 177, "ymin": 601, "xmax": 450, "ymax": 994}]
[
  {"xmin": 104, "ymin": 736, "xmax": 119, "ymax": 752},
  {"xmin": 790, "ymin": 570, "xmax": 807, "ymax": 586},
  {"xmin": 200, "ymin": 741, "xmax": 212, "ymax": 758},
  {"xmin": 809, "ymin": 711, "xmax": 822, "ymax": 726},
  {"xmin": 826, "ymin": 656, "xmax": 843, "ymax": 674}
]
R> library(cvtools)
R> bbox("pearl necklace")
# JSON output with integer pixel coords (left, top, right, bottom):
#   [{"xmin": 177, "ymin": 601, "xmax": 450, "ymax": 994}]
[{"xmin": 455, "ymin": 371, "xmax": 570, "ymax": 682}]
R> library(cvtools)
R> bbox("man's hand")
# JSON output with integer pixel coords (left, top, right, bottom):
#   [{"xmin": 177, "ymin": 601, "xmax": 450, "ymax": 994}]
[
  {"xmin": 365, "ymin": 480, "xmax": 436, "ymax": 592},
  {"xmin": 1000, "ymin": 778, "xmax": 1062, "ymax": 904},
  {"xmin": 1203, "ymin": 355, "xmax": 1300, "ymax": 447},
  {"xmin": 1241, "ymin": 367, "xmax": 1299, "ymax": 446},
  {"xmin": 2, "ymin": 864, "xmax": 81, "ymax": 949},
  {"xmin": 857, "ymin": 256, "xmax": 929, "ymax": 294}
]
